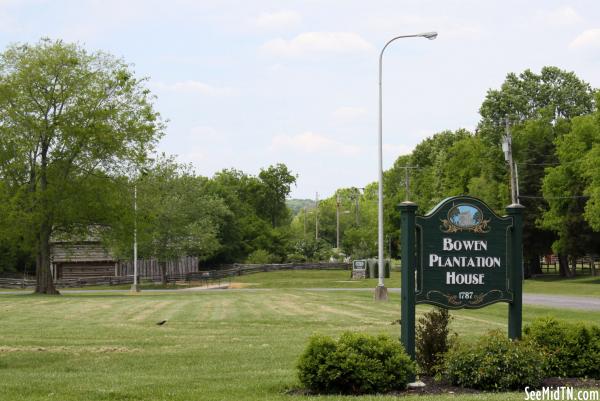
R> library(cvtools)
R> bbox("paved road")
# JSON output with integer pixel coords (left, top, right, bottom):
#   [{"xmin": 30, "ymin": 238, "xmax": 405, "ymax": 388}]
[
  {"xmin": 522, "ymin": 293, "xmax": 600, "ymax": 311},
  {"xmin": 1, "ymin": 287, "xmax": 599, "ymax": 311}
]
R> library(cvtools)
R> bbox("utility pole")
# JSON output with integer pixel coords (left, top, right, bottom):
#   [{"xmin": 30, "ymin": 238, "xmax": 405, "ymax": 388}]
[
  {"xmin": 315, "ymin": 192, "xmax": 319, "ymax": 240},
  {"xmin": 355, "ymin": 192, "xmax": 359, "ymax": 226},
  {"xmin": 303, "ymin": 206, "xmax": 307, "ymax": 237},
  {"xmin": 399, "ymin": 166, "xmax": 419, "ymax": 201},
  {"xmin": 352, "ymin": 187, "xmax": 363, "ymax": 226},
  {"xmin": 336, "ymin": 193, "xmax": 341, "ymax": 249},
  {"xmin": 502, "ymin": 120, "xmax": 518, "ymax": 205},
  {"xmin": 514, "ymin": 162, "xmax": 520, "ymax": 202}
]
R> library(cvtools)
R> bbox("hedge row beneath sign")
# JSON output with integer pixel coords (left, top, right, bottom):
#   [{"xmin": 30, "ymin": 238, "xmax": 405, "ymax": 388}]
[
  {"xmin": 524, "ymin": 317, "xmax": 600, "ymax": 379},
  {"xmin": 442, "ymin": 330, "xmax": 545, "ymax": 391}
]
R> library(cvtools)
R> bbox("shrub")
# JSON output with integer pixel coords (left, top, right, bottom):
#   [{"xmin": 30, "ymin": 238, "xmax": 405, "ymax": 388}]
[
  {"xmin": 524, "ymin": 317, "xmax": 600, "ymax": 378},
  {"xmin": 297, "ymin": 332, "xmax": 415, "ymax": 394},
  {"xmin": 286, "ymin": 252, "xmax": 307, "ymax": 263},
  {"xmin": 416, "ymin": 307, "xmax": 454, "ymax": 375},
  {"xmin": 443, "ymin": 330, "xmax": 545, "ymax": 391},
  {"xmin": 245, "ymin": 249, "xmax": 278, "ymax": 264}
]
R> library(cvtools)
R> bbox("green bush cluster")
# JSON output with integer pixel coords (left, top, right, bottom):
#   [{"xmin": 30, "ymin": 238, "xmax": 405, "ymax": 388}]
[
  {"xmin": 297, "ymin": 332, "xmax": 415, "ymax": 394},
  {"xmin": 443, "ymin": 330, "xmax": 545, "ymax": 391},
  {"xmin": 244, "ymin": 249, "xmax": 278, "ymax": 264},
  {"xmin": 524, "ymin": 317, "xmax": 600, "ymax": 378},
  {"xmin": 416, "ymin": 307, "xmax": 454, "ymax": 375}
]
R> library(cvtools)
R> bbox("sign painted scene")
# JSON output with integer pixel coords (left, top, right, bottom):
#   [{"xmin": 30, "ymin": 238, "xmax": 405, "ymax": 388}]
[{"xmin": 415, "ymin": 196, "xmax": 514, "ymax": 309}]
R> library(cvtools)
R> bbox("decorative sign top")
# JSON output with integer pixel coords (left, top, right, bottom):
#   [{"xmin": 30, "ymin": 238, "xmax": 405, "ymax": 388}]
[{"xmin": 415, "ymin": 196, "xmax": 514, "ymax": 309}]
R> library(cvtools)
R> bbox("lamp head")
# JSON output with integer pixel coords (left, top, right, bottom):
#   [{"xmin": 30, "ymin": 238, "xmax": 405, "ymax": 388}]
[{"xmin": 421, "ymin": 32, "xmax": 438, "ymax": 40}]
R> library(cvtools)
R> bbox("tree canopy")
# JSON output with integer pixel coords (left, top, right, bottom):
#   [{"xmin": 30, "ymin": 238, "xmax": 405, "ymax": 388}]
[
  {"xmin": 0, "ymin": 39, "xmax": 164, "ymax": 293},
  {"xmin": 0, "ymin": 38, "xmax": 598, "ymax": 284}
]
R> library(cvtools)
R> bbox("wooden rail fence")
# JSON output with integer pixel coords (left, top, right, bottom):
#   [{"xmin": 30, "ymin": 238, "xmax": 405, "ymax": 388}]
[{"xmin": 0, "ymin": 262, "xmax": 350, "ymax": 289}]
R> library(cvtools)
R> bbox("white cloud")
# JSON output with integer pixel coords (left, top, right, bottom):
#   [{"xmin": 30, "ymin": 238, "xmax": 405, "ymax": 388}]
[
  {"xmin": 254, "ymin": 10, "xmax": 301, "ymax": 30},
  {"xmin": 152, "ymin": 80, "xmax": 237, "ymax": 96},
  {"xmin": 270, "ymin": 131, "xmax": 361, "ymax": 156},
  {"xmin": 367, "ymin": 15, "xmax": 481, "ymax": 40},
  {"xmin": 570, "ymin": 29, "xmax": 600, "ymax": 48},
  {"xmin": 260, "ymin": 32, "xmax": 373, "ymax": 57},
  {"xmin": 332, "ymin": 106, "xmax": 368, "ymax": 123},
  {"xmin": 383, "ymin": 143, "xmax": 413, "ymax": 157},
  {"xmin": 537, "ymin": 6, "xmax": 583, "ymax": 26}
]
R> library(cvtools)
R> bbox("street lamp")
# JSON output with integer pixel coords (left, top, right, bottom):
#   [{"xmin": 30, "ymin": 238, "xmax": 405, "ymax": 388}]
[
  {"xmin": 131, "ymin": 167, "xmax": 147, "ymax": 293},
  {"xmin": 376, "ymin": 32, "xmax": 437, "ymax": 301},
  {"xmin": 131, "ymin": 180, "xmax": 140, "ymax": 292}
]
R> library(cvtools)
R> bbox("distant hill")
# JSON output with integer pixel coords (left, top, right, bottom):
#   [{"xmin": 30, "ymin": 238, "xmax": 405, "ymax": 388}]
[{"xmin": 286, "ymin": 199, "xmax": 316, "ymax": 216}]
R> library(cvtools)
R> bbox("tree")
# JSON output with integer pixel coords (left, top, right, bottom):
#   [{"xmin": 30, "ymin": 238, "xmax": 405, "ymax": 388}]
[
  {"xmin": 0, "ymin": 39, "xmax": 163, "ymax": 294},
  {"xmin": 405, "ymin": 129, "xmax": 474, "ymax": 212},
  {"xmin": 257, "ymin": 163, "xmax": 297, "ymax": 227},
  {"xmin": 122, "ymin": 157, "xmax": 230, "ymax": 283},
  {"xmin": 204, "ymin": 168, "xmax": 268, "ymax": 263},
  {"xmin": 478, "ymin": 66, "xmax": 595, "ymax": 276},
  {"xmin": 203, "ymin": 165, "xmax": 296, "ymax": 264},
  {"xmin": 581, "ymin": 95, "xmax": 600, "ymax": 232},
  {"xmin": 541, "ymin": 113, "xmax": 600, "ymax": 276},
  {"xmin": 479, "ymin": 66, "xmax": 595, "ymax": 146}
]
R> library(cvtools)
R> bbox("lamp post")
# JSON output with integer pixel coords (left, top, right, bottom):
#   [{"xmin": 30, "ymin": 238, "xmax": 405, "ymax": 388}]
[
  {"xmin": 376, "ymin": 32, "xmax": 437, "ymax": 301},
  {"xmin": 131, "ymin": 181, "xmax": 140, "ymax": 292}
]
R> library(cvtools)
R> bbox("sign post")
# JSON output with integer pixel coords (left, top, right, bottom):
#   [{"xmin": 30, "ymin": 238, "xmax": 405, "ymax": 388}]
[
  {"xmin": 399, "ymin": 196, "xmax": 524, "ymax": 360},
  {"xmin": 507, "ymin": 203, "xmax": 524, "ymax": 339},
  {"xmin": 399, "ymin": 201, "xmax": 418, "ymax": 361}
]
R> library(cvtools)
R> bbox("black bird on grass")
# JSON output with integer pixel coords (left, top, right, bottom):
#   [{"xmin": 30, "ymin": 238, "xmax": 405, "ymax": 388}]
[{"xmin": 156, "ymin": 320, "xmax": 167, "ymax": 326}]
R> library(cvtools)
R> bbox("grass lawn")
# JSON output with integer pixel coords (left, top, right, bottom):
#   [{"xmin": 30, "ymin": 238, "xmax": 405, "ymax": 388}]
[
  {"xmin": 230, "ymin": 269, "xmax": 399, "ymax": 289},
  {"xmin": 523, "ymin": 274, "xmax": 600, "ymax": 297},
  {"xmin": 1, "ymin": 272, "xmax": 600, "ymax": 401},
  {"xmin": 231, "ymin": 269, "xmax": 600, "ymax": 297}
]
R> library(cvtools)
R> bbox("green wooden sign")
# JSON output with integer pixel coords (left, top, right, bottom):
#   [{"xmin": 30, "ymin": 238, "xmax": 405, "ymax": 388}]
[
  {"xmin": 415, "ymin": 197, "xmax": 513, "ymax": 309},
  {"xmin": 399, "ymin": 196, "xmax": 524, "ymax": 362}
]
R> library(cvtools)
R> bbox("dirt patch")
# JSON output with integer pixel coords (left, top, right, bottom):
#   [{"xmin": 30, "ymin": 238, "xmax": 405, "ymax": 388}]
[{"xmin": 228, "ymin": 282, "xmax": 259, "ymax": 289}]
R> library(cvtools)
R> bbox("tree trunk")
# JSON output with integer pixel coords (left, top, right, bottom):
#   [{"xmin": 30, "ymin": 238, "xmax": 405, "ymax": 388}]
[
  {"xmin": 35, "ymin": 219, "xmax": 59, "ymax": 294},
  {"xmin": 558, "ymin": 254, "xmax": 573, "ymax": 278},
  {"xmin": 528, "ymin": 255, "xmax": 542, "ymax": 277},
  {"xmin": 34, "ymin": 142, "xmax": 59, "ymax": 295},
  {"xmin": 159, "ymin": 261, "xmax": 167, "ymax": 285}
]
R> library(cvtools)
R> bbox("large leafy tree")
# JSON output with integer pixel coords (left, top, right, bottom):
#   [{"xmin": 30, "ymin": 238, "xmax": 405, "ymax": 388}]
[
  {"xmin": 478, "ymin": 66, "xmax": 595, "ymax": 276},
  {"xmin": 541, "ymin": 113, "xmax": 600, "ymax": 276},
  {"xmin": 479, "ymin": 66, "xmax": 595, "ymax": 145},
  {"xmin": 257, "ymin": 163, "xmax": 297, "ymax": 228},
  {"xmin": 0, "ymin": 39, "xmax": 163, "ymax": 294}
]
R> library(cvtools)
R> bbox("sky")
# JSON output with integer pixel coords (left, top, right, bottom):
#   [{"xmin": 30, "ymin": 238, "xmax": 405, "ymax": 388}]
[{"xmin": 1, "ymin": 0, "xmax": 600, "ymax": 199}]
